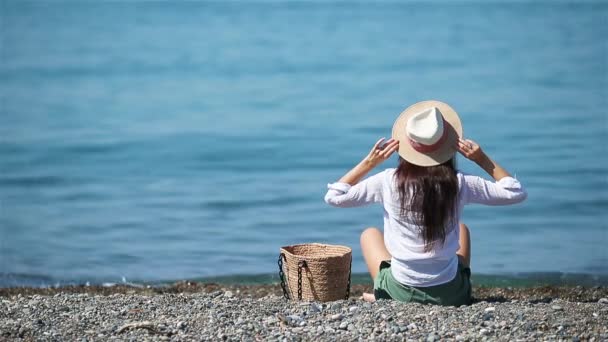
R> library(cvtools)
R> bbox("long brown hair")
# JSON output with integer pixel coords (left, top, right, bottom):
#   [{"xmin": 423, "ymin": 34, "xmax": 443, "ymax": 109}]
[{"xmin": 395, "ymin": 157, "xmax": 458, "ymax": 252}]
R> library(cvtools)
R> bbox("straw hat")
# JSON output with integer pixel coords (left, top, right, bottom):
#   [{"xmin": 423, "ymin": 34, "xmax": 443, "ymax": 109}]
[{"xmin": 392, "ymin": 100, "xmax": 463, "ymax": 166}]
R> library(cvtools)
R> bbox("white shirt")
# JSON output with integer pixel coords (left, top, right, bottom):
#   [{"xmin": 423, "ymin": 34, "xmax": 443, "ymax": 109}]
[{"xmin": 324, "ymin": 169, "xmax": 527, "ymax": 287}]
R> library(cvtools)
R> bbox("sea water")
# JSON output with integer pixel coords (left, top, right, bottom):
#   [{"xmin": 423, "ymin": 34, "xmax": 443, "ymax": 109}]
[{"xmin": 1, "ymin": 1, "xmax": 606, "ymax": 287}]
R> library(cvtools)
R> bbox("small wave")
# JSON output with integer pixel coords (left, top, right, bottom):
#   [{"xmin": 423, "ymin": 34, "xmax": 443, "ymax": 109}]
[
  {"xmin": 102, "ymin": 277, "xmax": 145, "ymax": 289},
  {"xmin": 0, "ymin": 175, "xmax": 69, "ymax": 187},
  {"xmin": 63, "ymin": 142, "xmax": 128, "ymax": 155},
  {"xmin": 0, "ymin": 272, "xmax": 56, "ymax": 288},
  {"xmin": 58, "ymin": 191, "xmax": 107, "ymax": 202},
  {"xmin": 205, "ymin": 196, "xmax": 309, "ymax": 211},
  {"xmin": 0, "ymin": 273, "xmax": 148, "ymax": 289},
  {"xmin": 2, "ymin": 271, "xmax": 608, "ymax": 289}
]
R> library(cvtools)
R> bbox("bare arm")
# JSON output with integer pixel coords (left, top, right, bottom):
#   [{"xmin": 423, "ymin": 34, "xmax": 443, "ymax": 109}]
[
  {"xmin": 456, "ymin": 138, "xmax": 511, "ymax": 181},
  {"xmin": 324, "ymin": 138, "xmax": 399, "ymax": 207},
  {"xmin": 337, "ymin": 138, "xmax": 400, "ymax": 185},
  {"xmin": 456, "ymin": 137, "xmax": 527, "ymax": 205}
]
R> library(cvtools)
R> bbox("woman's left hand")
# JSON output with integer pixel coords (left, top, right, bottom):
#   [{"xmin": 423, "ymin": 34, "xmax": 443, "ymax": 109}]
[
  {"xmin": 364, "ymin": 138, "xmax": 400, "ymax": 168},
  {"xmin": 335, "ymin": 138, "xmax": 400, "ymax": 186}
]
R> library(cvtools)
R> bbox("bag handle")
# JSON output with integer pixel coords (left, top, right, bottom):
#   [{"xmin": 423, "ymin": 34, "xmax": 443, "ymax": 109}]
[
  {"xmin": 345, "ymin": 254, "xmax": 352, "ymax": 300},
  {"xmin": 297, "ymin": 260, "xmax": 307, "ymax": 301},
  {"xmin": 277, "ymin": 253, "xmax": 289, "ymax": 299},
  {"xmin": 277, "ymin": 253, "xmax": 308, "ymax": 301}
]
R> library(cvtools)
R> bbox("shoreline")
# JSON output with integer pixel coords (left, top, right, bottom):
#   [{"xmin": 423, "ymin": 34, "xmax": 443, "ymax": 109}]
[
  {"xmin": 1, "ymin": 283, "xmax": 607, "ymax": 341},
  {"xmin": 2, "ymin": 282, "xmax": 608, "ymax": 303},
  {"xmin": 3, "ymin": 270, "xmax": 607, "ymax": 289}
]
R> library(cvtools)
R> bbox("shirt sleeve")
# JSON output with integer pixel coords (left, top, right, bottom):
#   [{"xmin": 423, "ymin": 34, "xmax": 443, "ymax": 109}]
[
  {"xmin": 324, "ymin": 170, "xmax": 386, "ymax": 208},
  {"xmin": 460, "ymin": 173, "xmax": 528, "ymax": 206}
]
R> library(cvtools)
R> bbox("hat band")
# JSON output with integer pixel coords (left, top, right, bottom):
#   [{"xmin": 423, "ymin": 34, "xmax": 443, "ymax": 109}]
[{"xmin": 408, "ymin": 119, "xmax": 449, "ymax": 153}]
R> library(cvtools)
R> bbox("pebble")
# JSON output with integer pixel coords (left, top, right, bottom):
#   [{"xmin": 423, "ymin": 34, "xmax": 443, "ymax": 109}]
[
  {"xmin": 1, "ymin": 289, "xmax": 606, "ymax": 341},
  {"xmin": 599, "ymin": 298, "xmax": 608, "ymax": 304},
  {"xmin": 224, "ymin": 291, "xmax": 234, "ymax": 298},
  {"xmin": 552, "ymin": 305, "xmax": 563, "ymax": 311},
  {"xmin": 309, "ymin": 303, "xmax": 322, "ymax": 313},
  {"xmin": 330, "ymin": 313, "xmax": 344, "ymax": 321},
  {"xmin": 426, "ymin": 332, "xmax": 439, "ymax": 342},
  {"xmin": 287, "ymin": 314, "xmax": 302, "ymax": 321},
  {"xmin": 276, "ymin": 313, "xmax": 288, "ymax": 324}
]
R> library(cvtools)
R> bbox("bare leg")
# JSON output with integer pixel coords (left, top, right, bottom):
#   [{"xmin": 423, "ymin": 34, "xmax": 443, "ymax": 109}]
[
  {"xmin": 456, "ymin": 223, "xmax": 471, "ymax": 268},
  {"xmin": 360, "ymin": 227, "xmax": 392, "ymax": 302},
  {"xmin": 360, "ymin": 227, "xmax": 392, "ymax": 279}
]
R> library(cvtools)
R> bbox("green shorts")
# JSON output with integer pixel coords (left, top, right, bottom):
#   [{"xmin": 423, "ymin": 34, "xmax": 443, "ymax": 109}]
[{"xmin": 373, "ymin": 260, "xmax": 472, "ymax": 306}]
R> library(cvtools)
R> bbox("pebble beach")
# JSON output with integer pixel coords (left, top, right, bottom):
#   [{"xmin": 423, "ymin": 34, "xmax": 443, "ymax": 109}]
[
  {"xmin": 3, "ymin": 3, "xmax": 607, "ymax": 342},
  {"xmin": 1, "ymin": 284, "xmax": 607, "ymax": 341}
]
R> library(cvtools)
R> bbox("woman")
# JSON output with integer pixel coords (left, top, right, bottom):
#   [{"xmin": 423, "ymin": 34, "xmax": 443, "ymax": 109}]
[{"xmin": 324, "ymin": 101, "xmax": 527, "ymax": 306}]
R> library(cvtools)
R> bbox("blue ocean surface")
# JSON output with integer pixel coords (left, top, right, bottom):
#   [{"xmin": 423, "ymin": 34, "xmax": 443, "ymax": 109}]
[{"xmin": 1, "ymin": 1, "xmax": 607, "ymax": 287}]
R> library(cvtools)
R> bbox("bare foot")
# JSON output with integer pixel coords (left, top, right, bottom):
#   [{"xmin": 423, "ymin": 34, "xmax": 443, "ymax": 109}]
[{"xmin": 362, "ymin": 292, "xmax": 376, "ymax": 303}]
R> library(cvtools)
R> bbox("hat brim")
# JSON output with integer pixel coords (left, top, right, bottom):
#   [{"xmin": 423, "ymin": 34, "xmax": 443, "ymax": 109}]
[{"xmin": 392, "ymin": 100, "xmax": 463, "ymax": 166}]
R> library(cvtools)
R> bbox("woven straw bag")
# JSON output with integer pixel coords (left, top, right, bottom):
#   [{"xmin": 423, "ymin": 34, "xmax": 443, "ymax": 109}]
[{"xmin": 278, "ymin": 243, "xmax": 352, "ymax": 302}]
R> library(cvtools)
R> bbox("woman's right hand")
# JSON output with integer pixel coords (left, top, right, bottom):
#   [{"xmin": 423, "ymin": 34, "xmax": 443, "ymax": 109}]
[{"xmin": 456, "ymin": 138, "xmax": 487, "ymax": 164}]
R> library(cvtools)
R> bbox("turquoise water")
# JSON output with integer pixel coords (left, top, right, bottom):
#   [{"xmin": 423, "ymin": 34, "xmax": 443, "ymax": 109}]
[{"xmin": 1, "ymin": 1, "xmax": 607, "ymax": 287}]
